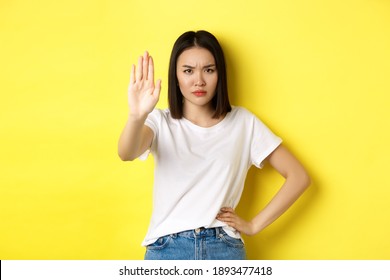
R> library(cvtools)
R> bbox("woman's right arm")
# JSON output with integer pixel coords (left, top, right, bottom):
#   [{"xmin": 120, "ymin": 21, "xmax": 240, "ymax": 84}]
[{"xmin": 118, "ymin": 52, "xmax": 161, "ymax": 161}]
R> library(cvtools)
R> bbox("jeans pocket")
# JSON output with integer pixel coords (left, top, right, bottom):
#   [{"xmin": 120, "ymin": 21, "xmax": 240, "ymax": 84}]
[
  {"xmin": 219, "ymin": 230, "xmax": 245, "ymax": 248},
  {"xmin": 146, "ymin": 235, "xmax": 171, "ymax": 250}
]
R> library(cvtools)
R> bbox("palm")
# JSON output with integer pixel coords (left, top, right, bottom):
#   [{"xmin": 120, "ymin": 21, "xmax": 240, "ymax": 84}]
[{"xmin": 128, "ymin": 52, "xmax": 161, "ymax": 117}]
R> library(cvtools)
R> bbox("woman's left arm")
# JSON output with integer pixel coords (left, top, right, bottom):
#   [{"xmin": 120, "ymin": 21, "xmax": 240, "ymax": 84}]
[{"xmin": 217, "ymin": 145, "xmax": 311, "ymax": 236}]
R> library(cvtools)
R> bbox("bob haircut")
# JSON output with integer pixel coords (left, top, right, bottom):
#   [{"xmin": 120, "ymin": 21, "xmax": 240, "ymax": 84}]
[{"xmin": 168, "ymin": 30, "xmax": 232, "ymax": 119}]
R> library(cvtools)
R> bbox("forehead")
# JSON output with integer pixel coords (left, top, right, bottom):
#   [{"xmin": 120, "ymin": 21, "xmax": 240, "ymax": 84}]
[{"xmin": 177, "ymin": 47, "xmax": 215, "ymax": 65}]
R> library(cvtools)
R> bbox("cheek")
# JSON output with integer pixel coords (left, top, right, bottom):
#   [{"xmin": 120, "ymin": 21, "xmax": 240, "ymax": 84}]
[
  {"xmin": 177, "ymin": 76, "xmax": 192, "ymax": 90},
  {"xmin": 209, "ymin": 75, "xmax": 218, "ymax": 89}
]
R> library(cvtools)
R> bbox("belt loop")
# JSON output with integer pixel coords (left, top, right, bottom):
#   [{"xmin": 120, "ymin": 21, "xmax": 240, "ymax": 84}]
[{"xmin": 215, "ymin": 227, "xmax": 220, "ymax": 237}]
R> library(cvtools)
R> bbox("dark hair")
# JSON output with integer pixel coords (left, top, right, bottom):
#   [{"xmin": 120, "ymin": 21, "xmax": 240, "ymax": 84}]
[{"xmin": 168, "ymin": 30, "xmax": 232, "ymax": 119}]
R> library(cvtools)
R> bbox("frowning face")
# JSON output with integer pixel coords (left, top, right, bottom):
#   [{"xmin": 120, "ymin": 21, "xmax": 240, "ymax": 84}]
[{"xmin": 176, "ymin": 47, "xmax": 218, "ymax": 111}]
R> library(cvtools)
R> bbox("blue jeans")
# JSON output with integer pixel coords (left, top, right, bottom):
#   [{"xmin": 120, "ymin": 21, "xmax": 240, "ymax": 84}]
[{"xmin": 144, "ymin": 227, "xmax": 246, "ymax": 260}]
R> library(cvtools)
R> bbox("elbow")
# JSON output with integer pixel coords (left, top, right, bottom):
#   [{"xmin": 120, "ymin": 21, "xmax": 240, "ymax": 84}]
[
  {"xmin": 118, "ymin": 151, "xmax": 136, "ymax": 162},
  {"xmin": 300, "ymin": 169, "xmax": 311, "ymax": 191},
  {"xmin": 304, "ymin": 172, "xmax": 311, "ymax": 189},
  {"xmin": 287, "ymin": 167, "xmax": 311, "ymax": 192}
]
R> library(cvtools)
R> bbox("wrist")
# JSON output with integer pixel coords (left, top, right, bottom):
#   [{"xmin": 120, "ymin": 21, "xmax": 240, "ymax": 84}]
[{"xmin": 128, "ymin": 111, "xmax": 149, "ymax": 122}]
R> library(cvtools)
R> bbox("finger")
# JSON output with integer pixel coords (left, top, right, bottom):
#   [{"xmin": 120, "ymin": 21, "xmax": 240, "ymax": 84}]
[
  {"xmin": 220, "ymin": 207, "xmax": 234, "ymax": 213},
  {"xmin": 136, "ymin": 56, "xmax": 143, "ymax": 81},
  {"xmin": 218, "ymin": 217, "xmax": 238, "ymax": 228},
  {"xmin": 217, "ymin": 212, "xmax": 235, "ymax": 220},
  {"xmin": 142, "ymin": 51, "xmax": 149, "ymax": 80},
  {"xmin": 130, "ymin": 64, "xmax": 135, "ymax": 84},
  {"xmin": 147, "ymin": 56, "xmax": 154, "ymax": 82},
  {"xmin": 217, "ymin": 215, "xmax": 232, "ymax": 222}
]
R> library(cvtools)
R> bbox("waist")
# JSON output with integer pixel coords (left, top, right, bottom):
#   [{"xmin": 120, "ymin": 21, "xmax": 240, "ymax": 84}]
[{"xmin": 172, "ymin": 227, "xmax": 223, "ymax": 238}]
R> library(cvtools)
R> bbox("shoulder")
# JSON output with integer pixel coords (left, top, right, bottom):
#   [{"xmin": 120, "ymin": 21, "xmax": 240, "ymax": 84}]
[
  {"xmin": 230, "ymin": 106, "xmax": 257, "ymax": 120},
  {"xmin": 229, "ymin": 106, "xmax": 273, "ymax": 131},
  {"xmin": 145, "ymin": 108, "xmax": 175, "ymax": 131},
  {"xmin": 147, "ymin": 108, "xmax": 171, "ymax": 120}
]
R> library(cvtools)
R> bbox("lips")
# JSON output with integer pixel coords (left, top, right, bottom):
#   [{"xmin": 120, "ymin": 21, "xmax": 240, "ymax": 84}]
[{"xmin": 192, "ymin": 90, "xmax": 207, "ymax": 97}]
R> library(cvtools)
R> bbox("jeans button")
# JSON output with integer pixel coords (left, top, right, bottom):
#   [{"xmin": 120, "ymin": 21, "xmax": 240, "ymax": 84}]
[{"xmin": 195, "ymin": 228, "xmax": 201, "ymax": 234}]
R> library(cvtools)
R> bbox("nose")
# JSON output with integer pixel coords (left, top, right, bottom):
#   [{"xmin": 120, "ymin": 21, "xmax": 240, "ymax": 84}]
[{"xmin": 195, "ymin": 72, "xmax": 206, "ymax": 86}]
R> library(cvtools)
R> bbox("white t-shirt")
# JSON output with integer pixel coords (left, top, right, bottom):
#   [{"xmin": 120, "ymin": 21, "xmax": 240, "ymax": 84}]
[{"xmin": 140, "ymin": 106, "xmax": 282, "ymax": 246}]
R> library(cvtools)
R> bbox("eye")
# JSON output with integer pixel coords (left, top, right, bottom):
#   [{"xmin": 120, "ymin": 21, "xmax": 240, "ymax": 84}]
[
  {"xmin": 183, "ymin": 69, "xmax": 193, "ymax": 74},
  {"xmin": 205, "ymin": 68, "xmax": 216, "ymax": 73}
]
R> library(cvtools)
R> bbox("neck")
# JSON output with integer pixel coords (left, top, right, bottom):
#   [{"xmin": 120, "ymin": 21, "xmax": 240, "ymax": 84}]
[{"xmin": 182, "ymin": 102, "xmax": 222, "ymax": 127}]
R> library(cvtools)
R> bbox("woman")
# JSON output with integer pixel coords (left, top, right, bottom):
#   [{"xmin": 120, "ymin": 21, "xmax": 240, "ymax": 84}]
[{"xmin": 118, "ymin": 30, "xmax": 310, "ymax": 260}]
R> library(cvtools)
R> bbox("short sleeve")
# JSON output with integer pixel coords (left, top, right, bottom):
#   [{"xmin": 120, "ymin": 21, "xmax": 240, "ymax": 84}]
[
  {"xmin": 138, "ymin": 109, "xmax": 161, "ymax": 161},
  {"xmin": 250, "ymin": 115, "xmax": 282, "ymax": 168}
]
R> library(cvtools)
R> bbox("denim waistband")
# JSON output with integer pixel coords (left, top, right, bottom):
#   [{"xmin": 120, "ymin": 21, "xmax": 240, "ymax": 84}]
[{"xmin": 171, "ymin": 227, "xmax": 222, "ymax": 239}]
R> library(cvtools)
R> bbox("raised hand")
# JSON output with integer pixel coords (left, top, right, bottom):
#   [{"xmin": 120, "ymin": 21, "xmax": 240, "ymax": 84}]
[{"xmin": 128, "ymin": 51, "xmax": 161, "ymax": 118}]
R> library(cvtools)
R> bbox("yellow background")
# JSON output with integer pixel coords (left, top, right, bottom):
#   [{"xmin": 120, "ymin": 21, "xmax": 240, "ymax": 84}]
[{"xmin": 1, "ymin": 0, "xmax": 389, "ymax": 259}]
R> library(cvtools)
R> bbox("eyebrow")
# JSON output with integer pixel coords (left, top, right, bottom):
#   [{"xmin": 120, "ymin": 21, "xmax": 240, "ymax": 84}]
[{"xmin": 181, "ymin": 64, "xmax": 216, "ymax": 69}]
